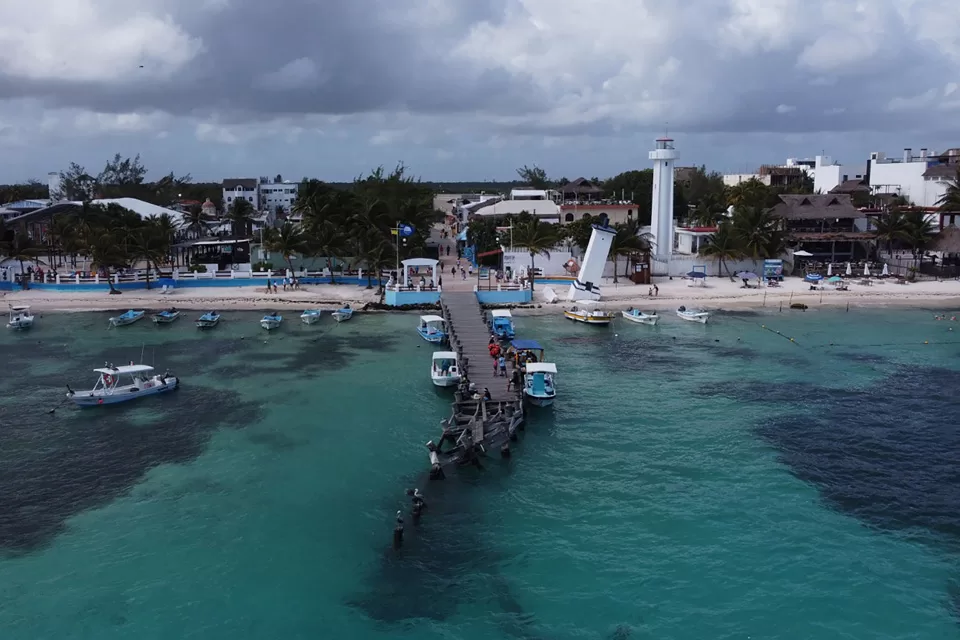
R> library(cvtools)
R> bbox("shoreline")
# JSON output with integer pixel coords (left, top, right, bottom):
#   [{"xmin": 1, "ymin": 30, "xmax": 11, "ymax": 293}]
[{"xmin": 3, "ymin": 279, "xmax": 960, "ymax": 314}]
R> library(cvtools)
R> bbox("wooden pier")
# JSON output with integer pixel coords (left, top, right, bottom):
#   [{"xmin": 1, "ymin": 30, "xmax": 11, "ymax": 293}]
[{"xmin": 426, "ymin": 291, "xmax": 524, "ymax": 478}]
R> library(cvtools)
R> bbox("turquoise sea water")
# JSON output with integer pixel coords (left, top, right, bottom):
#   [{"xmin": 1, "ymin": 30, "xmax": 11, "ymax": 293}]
[{"xmin": 1, "ymin": 307, "xmax": 960, "ymax": 639}]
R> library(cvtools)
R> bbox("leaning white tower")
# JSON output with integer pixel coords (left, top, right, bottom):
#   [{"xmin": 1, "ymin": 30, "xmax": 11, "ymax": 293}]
[{"xmin": 649, "ymin": 138, "xmax": 677, "ymax": 274}]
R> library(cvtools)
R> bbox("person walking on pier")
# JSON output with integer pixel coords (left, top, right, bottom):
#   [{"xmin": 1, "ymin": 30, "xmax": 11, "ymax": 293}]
[
  {"xmin": 498, "ymin": 355, "xmax": 506, "ymax": 376},
  {"xmin": 508, "ymin": 367, "xmax": 521, "ymax": 392}
]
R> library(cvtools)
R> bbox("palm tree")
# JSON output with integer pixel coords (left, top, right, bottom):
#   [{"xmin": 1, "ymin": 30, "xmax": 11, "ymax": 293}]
[
  {"xmin": 511, "ymin": 218, "xmax": 559, "ymax": 292},
  {"xmin": 872, "ymin": 210, "xmax": 909, "ymax": 257},
  {"xmin": 263, "ymin": 222, "xmax": 308, "ymax": 274},
  {"xmin": 357, "ymin": 230, "xmax": 393, "ymax": 290},
  {"xmin": 4, "ymin": 232, "xmax": 40, "ymax": 289},
  {"xmin": 901, "ymin": 211, "xmax": 936, "ymax": 267},
  {"xmin": 227, "ymin": 198, "xmax": 255, "ymax": 238},
  {"xmin": 732, "ymin": 206, "xmax": 781, "ymax": 265},
  {"xmin": 936, "ymin": 166, "xmax": 960, "ymax": 222},
  {"xmin": 86, "ymin": 229, "xmax": 126, "ymax": 294},
  {"xmin": 699, "ymin": 222, "xmax": 743, "ymax": 275},
  {"xmin": 128, "ymin": 223, "xmax": 170, "ymax": 289},
  {"xmin": 608, "ymin": 220, "xmax": 652, "ymax": 283},
  {"xmin": 183, "ymin": 204, "xmax": 209, "ymax": 239}
]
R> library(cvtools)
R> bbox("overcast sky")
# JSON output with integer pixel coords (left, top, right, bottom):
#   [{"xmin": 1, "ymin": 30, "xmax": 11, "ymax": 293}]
[{"xmin": 0, "ymin": 0, "xmax": 957, "ymax": 183}]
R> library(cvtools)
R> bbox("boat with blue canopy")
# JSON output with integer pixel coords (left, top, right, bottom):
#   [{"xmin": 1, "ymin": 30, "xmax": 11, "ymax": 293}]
[
  {"xmin": 490, "ymin": 309, "xmax": 515, "ymax": 339},
  {"xmin": 152, "ymin": 308, "xmax": 181, "ymax": 324},
  {"xmin": 508, "ymin": 339, "xmax": 545, "ymax": 367},
  {"xmin": 523, "ymin": 362, "xmax": 557, "ymax": 407},
  {"xmin": 417, "ymin": 315, "xmax": 447, "ymax": 343},
  {"xmin": 109, "ymin": 310, "xmax": 145, "ymax": 327}
]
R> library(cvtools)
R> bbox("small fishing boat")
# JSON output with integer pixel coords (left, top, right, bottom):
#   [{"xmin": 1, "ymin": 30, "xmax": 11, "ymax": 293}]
[
  {"xmin": 260, "ymin": 313, "xmax": 282, "ymax": 330},
  {"xmin": 196, "ymin": 311, "xmax": 221, "ymax": 328},
  {"xmin": 152, "ymin": 308, "xmax": 181, "ymax": 324},
  {"xmin": 67, "ymin": 363, "xmax": 179, "ymax": 407},
  {"xmin": 109, "ymin": 310, "xmax": 145, "ymax": 327},
  {"xmin": 491, "ymin": 309, "xmax": 516, "ymax": 339},
  {"xmin": 621, "ymin": 308, "xmax": 659, "ymax": 326},
  {"xmin": 523, "ymin": 362, "xmax": 557, "ymax": 407},
  {"xmin": 7, "ymin": 304, "xmax": 34, "ymax": 329},
  {"xmin": 507, "ymin": 339, "xmax": 545, "ymax": 368},
  {"xmin": 564, "ymin": 301, "xmax": 614, "ymax": 325},
  {"xmin": 332, "ymin": 305, "xmax": 353, "ymax": 323},
  {"xmin": 417, "ymin": 315, "xmax": 448, "ymax": 343},
  {"xmin": 430, "ymin": 351, "xmax": 461, "ymax": 388},
  {"xmin": 300, "ymin": 309, "xmax": 322, "ymax": 325},
  {"xmin": 677, "ymin": 305, "xmax": 710, "ymax": 324}
]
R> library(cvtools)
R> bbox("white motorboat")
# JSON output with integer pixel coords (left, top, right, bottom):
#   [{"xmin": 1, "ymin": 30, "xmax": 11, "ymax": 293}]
[
  {"xmin": 417, "ymin": 315, "xmax": 448, "ymax": 343},
  {"xmin": 7, "ymin": 304, "xmax": 34, "ymax": 329},
  {"xmin": 300, "ymin": 309, "xmax": 322, "ymax": 325},
  {"xmin": 152, "ymin": 308, "xmax": 181, "ymax": 324},
  {"xmin": 430, "ymin": 351, "xmax": 461, "ymax": 388},
  {"xmin": 109, "ymin": 310, "xmax": 145, "ymax": 327},
  {"xmin": 564, "ymin": 301, "xmax": 613, "ymax": 325},
  {"xmin": 196, "ymin": 311, "xmax": 221, "ymax": 328},
  {"xmin": 67, "ymin": 363, "xmax": 179, "ymax": 407},
  {"xmin": 491, "ymin": 309, "xmax": 516, "ymax": 339},
  {"xmin": 677, "ymin": 306, "xmax": 710, "ymax": 324},
  {"xmin": 523, "ymin": 362, "xmax": 557, "ymax": 407},
  {"xmin": 332, "ymin": 305, "xmax": 353, "ymax": 322},
  {"xmin": 621, "ymin": 308, "xmax": 659, "ymax": 326},
  {"xmin": 260, "ymin": 313, "xmax": 282, "ymax": 330}
]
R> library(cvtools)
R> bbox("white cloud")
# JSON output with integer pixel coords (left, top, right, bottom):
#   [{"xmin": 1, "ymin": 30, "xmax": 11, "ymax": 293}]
[{"xmin": 776, "ymin": 104, "xmax": 796, "ymax": 114}]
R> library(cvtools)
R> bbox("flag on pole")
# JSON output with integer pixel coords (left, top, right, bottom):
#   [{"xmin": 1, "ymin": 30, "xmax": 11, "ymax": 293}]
[{"xmin": 391, "ymin": 228, "xmax": 399, "ymax": 236}]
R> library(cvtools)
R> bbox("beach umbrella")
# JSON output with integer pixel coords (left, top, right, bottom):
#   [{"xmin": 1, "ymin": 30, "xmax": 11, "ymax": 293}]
[
  {"xmin": 828, "ymin": 275, "xmax": 843, "ymax": 283},
  {"xmin": 882, "ymin": 263, "xmax": 889, "ymax": 276},
  {"xmin": 686, "ymin": 271, "xmax": 706, "ymax": 278},
  {"xmin": 737, "ymin": 271, "xmax": 759, "ymax": 280},
  {"xmin": 827, "ymin": 263, "xmax": 833, "ymax": 276},
  {"xmin": 845, "ymin": 262, "xmax": 852, "ymax": 276},
  {"xmin": 864, "ymin": 263, "xmax": 871, "ymax": 276},
  {"xmin": 804, "ymin": 273, "xmax": 823, "ymax": 282}
]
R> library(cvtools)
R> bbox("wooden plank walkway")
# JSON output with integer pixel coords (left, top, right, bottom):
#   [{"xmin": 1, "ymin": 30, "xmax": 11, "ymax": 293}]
[{"xmin": 441, "ymin": 291, "xmax": 512, "ymax": 401}]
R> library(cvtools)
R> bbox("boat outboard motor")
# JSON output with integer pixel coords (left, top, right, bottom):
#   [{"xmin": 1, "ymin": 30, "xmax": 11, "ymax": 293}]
[
  {"xmin": 678, "ymin": 305, "xmax": 686, "ymax": 312},
  {"xmin": 393, "ymin": 511, "xmax": 404, "ymax": 547}
]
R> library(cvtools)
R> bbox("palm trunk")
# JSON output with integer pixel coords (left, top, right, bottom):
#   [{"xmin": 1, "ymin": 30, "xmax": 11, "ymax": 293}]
[
  {"xmin": 612, "ymin": 254, "xmax": 619, "ymax": 283},
  {"xmin": 529, "ymin": 253, "xmax": 536, "ymax": 292},
  {"xmin": 18, "ymin": 259, "xmax": 27, "ymax": 290},
  {"xmin": 365, "ymin": 264, "xmax": 373, "ymax": 289},
  {"xmin": 327, "ymin": 257, "xmax": 337, "ymax": 284},
  {"xmin": 104, "ymin": 269, "xmax": 119, "ymax": 294},
  {"xmin": 144, "ymin": 262, "xmax": 152, "ymax": 290}
]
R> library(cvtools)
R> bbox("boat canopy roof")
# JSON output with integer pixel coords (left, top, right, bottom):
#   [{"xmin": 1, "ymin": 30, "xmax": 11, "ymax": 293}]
[
  {"xmin": 432, "ymin": 351, "xmax": 458, "ymax": 360},
  {"xmin": 574, "ymin": 300, "xmax": 601, "ymax": 306},
  {"xmin": 491, "ymin": 309, "xmax": 512, "ymax": 318},
  {"xmin": 525, "ymin": 362, "xmax": 557, "ymax": 374},
  {"xmin": 511, "ymin": 339, "xmax": 544, "ymax": 350},
  {"xmin": 94, "ymin": 364, "xmax": 154, "ymax": 375},
  {"xmin": 9, "ymin": 305, "xmax": 31, "ymax": 311},
  {"xmin": 420, "ymin": 315, "xmax": 445, "ymax": 323}
]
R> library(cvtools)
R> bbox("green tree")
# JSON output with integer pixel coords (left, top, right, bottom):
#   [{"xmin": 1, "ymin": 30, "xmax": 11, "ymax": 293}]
[
  {"xmin": 698, "ymin": 222, "xmax": 743, "ymax": 275},
  {"xmin": 726, "ymin": 178, "xmax": 773, "ymax": 210},
  {"xmin": 3, "ymin": 232, "xmax": 40, "ymax": 289},
  {"xmin": 608, "ymin": 220, "xmax": 653, "ymax": 283},
  {"xmin": 263, "ymin": 221, "xmax": 309, "ymax": 274},
  {"xmin": 871, "ymin": 210, "xmax": 910, "ymax": 256},
  {"xmin": 85, "ymin": 229, "xmax": 126, "ymax": 294},
  {"xmin": 936, "ymin": 166, "xmax": 960, "ymax": 220},
  {"xmin": 561, "ymin": 217, "xmax": 594, "ymax": 252},
  {"xmin": 732, "ymin": 206, "xmax": 783, "ymax": 265},
  {"xmin": 901, "ymin": 211, "xmax": 936, "ymax": 266},
  {"xmin": 511, "ymin": 219, "xmax": 559, "ymax": 292},
  {"xmin": 603, "ymin": 170, "xmax": 653, "ymax": 223},
  {"xmin": 128, "ymin": 222, "xmax": 170, "ymax": 289},
  {"xmin": 516, "ymin": 165, "xmax": 551, "ymax": 189},
  {"xmin": 227, "ymin": 198, "xmax": 256, "ymax": 238},
  {"xmin": 183, "ymin": 204, "xmax": 210, "ymax": 239}
]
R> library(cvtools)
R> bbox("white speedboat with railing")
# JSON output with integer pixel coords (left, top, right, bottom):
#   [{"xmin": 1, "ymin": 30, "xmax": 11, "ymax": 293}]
[
  {"xmin": 677, "ymin": 306, "xmax": 710, "ymax": 324},
  {"xmin": 67, "ymin": 363, "xmax": 179, "ymax": 407},
  {"xmin": 564, "ymin": 301, "xmax": 614, "ymax": 325},
  {"xmin": 7, "ymin": 304, "xmax": 34, "ymax": 329},
  {"xmin": 430, "ymin": 351, "xmax": 461, "ymax": 388},
  {"xmin": 621, "ymin": 308, "xmax": 659, "ymax": 326},
  {"xmin": 523, "ymin": 362, "xmax": 557, "ymax": 407}
]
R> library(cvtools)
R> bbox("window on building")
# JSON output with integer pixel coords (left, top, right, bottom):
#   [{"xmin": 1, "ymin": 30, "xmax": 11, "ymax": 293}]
[
  {"xmin": 582, "ymin": 213, "xmax": 592, "ymax": 220},
  {"xmin": 248, "ymin": 197, "xmax": 253, "ymax": 202},
  {"xmin": 564, "ymin": 213, "xmax": 574, "ymax": 222}
]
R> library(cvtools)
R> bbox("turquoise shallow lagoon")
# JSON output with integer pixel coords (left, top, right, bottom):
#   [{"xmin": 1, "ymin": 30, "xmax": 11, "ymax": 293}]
[{"xmin": 1, "ymin": 307, "xmax": 959, "ymax": 639}]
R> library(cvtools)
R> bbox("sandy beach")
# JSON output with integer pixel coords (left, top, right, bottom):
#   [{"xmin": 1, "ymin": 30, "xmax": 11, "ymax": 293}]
[{"xmin": 3, "ymin": 276, "xmax": 960, "ymax": 314}]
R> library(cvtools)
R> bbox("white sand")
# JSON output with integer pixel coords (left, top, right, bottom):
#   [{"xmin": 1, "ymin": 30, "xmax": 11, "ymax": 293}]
[{"xmin": 3, "ymin": 277, "xmax": 960, "ymax": 313}]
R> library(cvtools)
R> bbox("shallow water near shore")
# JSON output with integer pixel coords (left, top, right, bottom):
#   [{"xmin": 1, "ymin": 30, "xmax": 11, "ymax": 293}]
[{"xmin": 1, "ymin": 307, "xmax": 960, "ymax": 639}]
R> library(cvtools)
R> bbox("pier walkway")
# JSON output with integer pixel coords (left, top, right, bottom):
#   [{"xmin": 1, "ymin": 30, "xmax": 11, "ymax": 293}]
[{"xmin": 441, "ymin": 291, "xmax": 513, "ymax": 401}]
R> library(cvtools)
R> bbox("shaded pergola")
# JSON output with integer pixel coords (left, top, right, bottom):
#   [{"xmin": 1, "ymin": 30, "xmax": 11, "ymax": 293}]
[{"xmin": 401, "ymin": 257, "xmax": 438, "ymax": 288}]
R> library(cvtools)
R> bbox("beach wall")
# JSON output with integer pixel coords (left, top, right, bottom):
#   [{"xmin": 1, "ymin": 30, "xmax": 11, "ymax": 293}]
[
  {"xmin": 385, "ymin": 290, "xmax": 440, "ymax": 306},
  {"xmin": 475, "ymin": 289, "xmax": 533, "ymax": 305},
  {"xmin": 0, "ymin": 275, "xmax": 379, "ymax": 292}
]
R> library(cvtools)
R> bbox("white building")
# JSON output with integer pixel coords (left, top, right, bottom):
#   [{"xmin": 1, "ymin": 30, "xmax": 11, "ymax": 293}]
[
  {"xmin": 813, "ymin": 155, "xmax": 867, "ymax": 195},
  {"xmin": 723, "ymin": 158, "xmax": 817, "ymax": 188},
  {"xmin": 867, "ymin": 148, "xmax": 952, "ymax": 207},
  {"xmin": 469, "ymin": 188, "xmax": 561, "ymax": 221},
  {"xmin": 649, "ymin": 138, "xmax": 677, "ymax": 268},
  {"xmin": 258, "ymin": 177, "xmax": 299, "ymax": 214},
  {"xmin": 222, "ymin": 178, "xmax": 259, "ymax": 210}
]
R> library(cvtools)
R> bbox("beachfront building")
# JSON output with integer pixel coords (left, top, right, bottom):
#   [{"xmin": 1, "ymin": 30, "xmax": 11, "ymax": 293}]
[
  {"xmin": 467, "ymin": 188, "xmax": 561, "ymax": 223},
  {"xmin": 768, "ymin": 194, "xmax": 870, "ymax": 261},
  {"xmin": 559, "ymin": 202, "xmax": 635, "ymax": 226},
  {"xmin": 258, "ymin": 177, "xmax": 299, "ymax": 215},
  {"xmin": 558, "ymin": 178, "xmax": 604, "ymax": 202},
  {"xmin": 6, "ymin": 198, "xmax": 184, "ymax": 242},
  {"xmin": 222, "ymin": 178, "xmax": 259, "ymax": 210},
  {"xmin": 723, "ymin": 160, "xmax": 812, "ymax": 189}
]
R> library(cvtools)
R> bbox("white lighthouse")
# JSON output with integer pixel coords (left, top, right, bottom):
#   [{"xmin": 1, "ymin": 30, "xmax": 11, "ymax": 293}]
[{"xmin": 649, "ymin": 138, "xmax": 677, "ymax": 273}]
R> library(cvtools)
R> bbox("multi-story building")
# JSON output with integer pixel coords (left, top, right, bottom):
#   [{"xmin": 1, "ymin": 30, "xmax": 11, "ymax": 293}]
[
  {"xmin": 724, "ymin": 158, "xmax": 816, "ymax": 188},
  {"xmin": 222, "ymin": 178, "xmax": 259, "ymax": 210},
  {"xmin": 258, "ymin": 177, "xmax": 299, "ymax": 214},
  {"xmin": 813, "ymin": 156, "xmax": 868, "ymax": 195}
]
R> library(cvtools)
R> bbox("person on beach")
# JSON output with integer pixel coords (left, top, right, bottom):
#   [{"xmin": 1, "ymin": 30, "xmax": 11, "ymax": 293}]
[
  {"xmin": 266, "ymin": 278, "xmax": 272, "ymax": 293},
  {"xmin": 654, "ymin": 284, "xmax": 659, "ymax": 296},
  {"xmin": 498, "ymin": 355, "xmax": 506, "ymax": 376}
]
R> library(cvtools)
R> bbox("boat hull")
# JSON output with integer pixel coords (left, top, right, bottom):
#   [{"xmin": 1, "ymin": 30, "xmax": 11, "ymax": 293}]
[
  {"xmin": 620, "ymin": 311, "xmax": 659, "ymax": 325},
  {"xmin": 417, "ymin": 328, "xmax": 447, "ymax": 343},
  {"xmin": 332, "ymin": 311, "xmax": 353, "ymax": 322},
  {"xmin": 109, "ymin": 315, "xmax": 144, "ymax": 327},
  {"xmin": 431, "ymin": 375, "xmax": 461, "ymax": 388},
  {"xmin": 300, "ymin": 313, "xmax": 321, "ymax": 325},
  {"xmin": 261, "ymin": 319, "xmax": 281, "ymax": 330},
  {"xmin": 524, "ymin": 392, "xmax": 555, "ymax": 407},
  {"xmin": 677, "ymin": 312, "xmax": 709, "ymax": 324},
  {"xmin": 564, "ymin": 311, "xmax": 612, "ymax": 325},
  {"xmin": 152, "ymin": 312, "xmax": 180, "ymax": 324},
  {"xmin": 7, "ymin": 318, "xmax": 33, "ymax": 329},
  {"xmin": 69, "ymin": 377, "xmax": 179, "ymax": 406},
  {"xmin": 196, "ymin": 318, "xmax": 220, "ymax": 328}
]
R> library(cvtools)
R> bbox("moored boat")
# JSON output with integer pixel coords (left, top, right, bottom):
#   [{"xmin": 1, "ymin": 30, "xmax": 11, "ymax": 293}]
[
  {"xmin": 7, "ymin": 304, "xmax": 34, "ymax": 329},
  {"xmin": 109, "ymin": 310, "xmax": 145, "ymax": 327},
  {"xmin": 417, "ymin": 315, "xmax": 447, "ymax": 343},
  {"xmin": 621, "ymin": 308, "xmax": 659, "ymax": 325},
  {"xmin": 300, "ymin": 309, "xmax": 322, "ymax": 325},
  {"xmin": 260, "ymin": 313, "xmax": 282, "ymax": 330},
  {"xmin": 677, "ymin": 306, "xmax": 710, "ymax": 324},
  {"xmin": 152, "ymin": 308, "xmax": 181, "ymax": 324},
  {"xmin": 196, "ymin": 311, "xmax": 221, "ymax": 328},
  {"xmin": 564, "ymin": 301, "xmax": 613, "ymax": 325},
  {"xmin": 523, "ymin": 362, "xmax": 557, "ymax": 407},
  {"xmin": 332, "ymin": 305, "xmax": 353, "ymax": 323},
  {"xmin": 67, "ymin": 363, "xmax": 179, "ymax": 407},
  {"xmin": 430, "ymin": 351, "xmax": 461, "ymax": 387},
  {"xmin": 491, "ymin": 309, "xmax": 516, "ymax": 339}
]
